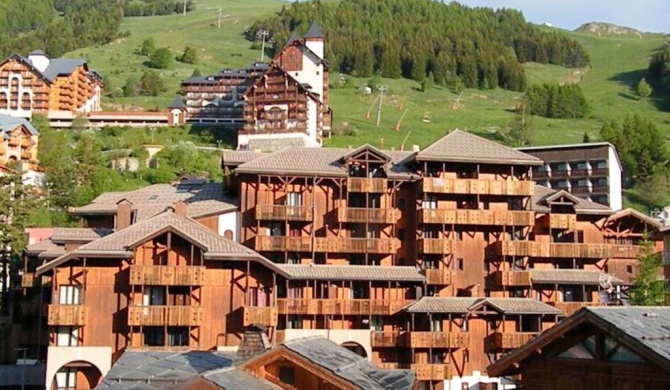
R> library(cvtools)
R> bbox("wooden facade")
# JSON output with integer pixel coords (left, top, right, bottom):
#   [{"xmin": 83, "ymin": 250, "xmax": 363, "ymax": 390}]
[{"xmin": 0, "ymin": 115, "xmax": 39, "ymax": 170}]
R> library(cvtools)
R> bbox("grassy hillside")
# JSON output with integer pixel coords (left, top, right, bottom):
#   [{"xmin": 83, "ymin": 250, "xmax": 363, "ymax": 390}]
[{"xmin": 64, "ymin": 0, "xmax": 670, "ymax": 150}]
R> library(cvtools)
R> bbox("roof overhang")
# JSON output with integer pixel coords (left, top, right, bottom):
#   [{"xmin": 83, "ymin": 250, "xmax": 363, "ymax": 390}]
[{"xmin": 414, "ymin": 155, "xmax": 543, "ymax": 166}]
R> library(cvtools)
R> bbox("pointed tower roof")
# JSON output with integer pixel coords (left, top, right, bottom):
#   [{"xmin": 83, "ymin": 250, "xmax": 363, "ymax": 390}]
[
  {"xmin": 304, "ymin": 21, "xmax": 324, "ymax": 39},
  {"xmin": 168, "ymin": 95, "xmax": 186, "ymax": 110},
  {"xmin": 286, "ymin": 31, "xmax": 300, "ymax": 45},
  {"xmin": 28, "ymin": 49, "xmax": 47, "ymax": 56}
]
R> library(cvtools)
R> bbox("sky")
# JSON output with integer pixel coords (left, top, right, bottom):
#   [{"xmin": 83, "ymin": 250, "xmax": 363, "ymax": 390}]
[{"xmin": 454, "ymin": 0, "xmax": 670, "ymax": 33}]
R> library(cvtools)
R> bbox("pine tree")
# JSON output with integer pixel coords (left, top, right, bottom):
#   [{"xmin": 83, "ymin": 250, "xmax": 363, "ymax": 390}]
[
  {"xmin": 582, "ymin": 132, "xmax": 590, "ymax": 143},
  {"xmin": 636, "ymin": 78, "xmax": 652, "ymax": 99},
  {"xmin": 629, "ymin": 235, "xmax": 664, "ymax": 306},
  {"xmin": 178, "ymin": 46, "xmax": 198, "ymax": 64}
]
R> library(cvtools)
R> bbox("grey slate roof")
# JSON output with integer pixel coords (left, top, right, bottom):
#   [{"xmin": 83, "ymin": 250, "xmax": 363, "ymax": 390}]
[
  {"xmin": 415, "ymin": 130, "xmax": 543, "ymax": 165},
  {"xmin": 51, "ymin": 227, "xmax": 113, "ymax": 243},
  {"xmin": 25, "ymin": 238, "xmax": 58, "ymax": 255},
  {"xmin": 484, "ymin": 298, "xmax": 563, "ymax": 315},
  {"xmin": 403, "ymin": 297, "xmax": 479, "ymax": 313},
  {"xmin": 96, "ymin": 350, "xmax": 235, "ymax": 390},
  {"xmin": 404, "ymin": 297, "xmax": 562, "ymax": 315},
  {"xmin": 204, "ymin": 368, "xmax": 281, "ymax": 390},
  {"xmin": 168, "ymin": 95, "xmax": 186, "ymax": 110},
  {"xmin": 70, "ymin": 182, "xmax": 238, "ymax": 221},
  {"xmin": 304, "ymin": 22, "xmax": 325, "ymax": 39},
  {"xmin": 531, "ymin": 185, "xmax": 612, "ymax": 214},
  {"xmin": 41, "ymin": 58, "xmax": 86, "ymax": 81},
  {"xmin": 221, "ymin": 150, "xmax": 266, "ymax": 166},
  {"xmin": 281, "ymin": 337, "xmax": 415, "ymax": 390},
  {"xmin": 0, "ymin": 114, "xmax": 39, "ymax": 137},
  {"xmin": 0, "ymin": 364, "xmax": 46, "ymax": 387},
  {"xmin": 28, "ymin": 49, "xmax": 46, "ymax": 56},
  {"xmin": 276, "ymin": 264, "xmax": 425, "ymax": 282},
  {"xmin": 530, "ymin": 269, "xmax": 625, "ymax": 285}
]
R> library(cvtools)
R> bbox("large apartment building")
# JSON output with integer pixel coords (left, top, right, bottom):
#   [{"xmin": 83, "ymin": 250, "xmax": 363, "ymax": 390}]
[
  {"xmin": 180, "ymin": 22, "xmax": 332, "ymax": 151},
  {"xmin": 15, "ymin": 130, "xmax": 660, "ymax": 390},
  {"xmin": 517, "ymin": 142, "xmax": 623, "ymax": 210},
  {"xmin": 0, "ymin": 50, "xmax": 102, "ymax": 119},
  {"xmin": 0, "ymin": 114, "xmax": 39, "ymax": 172}
]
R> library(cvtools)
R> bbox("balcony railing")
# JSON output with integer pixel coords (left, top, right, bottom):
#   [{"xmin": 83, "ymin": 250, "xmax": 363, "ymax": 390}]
[
  {"xmin": 128, "ymin": 265, "xmax": 206, "ymax": 286},
  {"xmin": 336, "ymin": 207, "xmax": 400, "ymax": 224},
  {"xmin": 277, "ymin": 298, "xmax": 411, "ymax": 316},
  {"xmin": 255, "ymin": 205, "xmax": 313, "ymax": 221},
  {"xmin": 548, "ymin": 301, "xmax": 601, "ymax": 317},
  {"xmin": 399, "ymin": 332, "xmax": 470, "ymax": 349},
  {"xmin": 371, "ymin": 331, "xmax": 401, "ymax": 347},
  {"xmin": 47, "ymin": 305, "xmax": 87, "ymax": 326},
  {"xmin": 485, "ymin": 332, "xmax": 537, "ymax": 352},
  {"xmin": 424, "ymin": 269, "xmax": 456, "ymax": 285},
  {"xmin": 313, "ymin": 237, "xmax": 399, "ymax": 254},
  {"xmin": 21, "ymin": 272, "xmax": 34, "ymax": 288},
  {"xmin": 242, "ymin": 306, "xmax": 278, "ymax": 327},
  {"xmin": 490, "ymin": 241, "xmax": 643, "ymax": 259},
  {"xmin": 489, "ymin": 270, "xmax": 532, "ymax": 288},
  {"xmin": 255, "ymin": 236, "xmax": 311, "ymax": 252},
  {"xmin": 422, "ymin": 178, "xmax": 534, "ymax": 196},
  {"xmin": 548, "ymin": 214, "xmax": 577, "ymax": 230},
  {"xmin": 21, "ymin": 138, "xmax": 32, "ymax": 148},
  {"xmin": 127, "ymin": 306, "xmax": 203, "ymax": 326},
  {"xmin": 418, "ymin": 238, "xmax": 457, "ymax": 254},
  {"xmin": 379, "ymin": 363, "xmax": 451, "ymax": 381},
  {"xmin": 419, "ymin": 209, "xmax": 535, "ymax": 226},
  {"xmin": 8, "ymin": 137, "xmax": 19, "ymax": 147},
  {"xmin": 346, "ymin": 178, "xmax": 387, "ymax": 193}
]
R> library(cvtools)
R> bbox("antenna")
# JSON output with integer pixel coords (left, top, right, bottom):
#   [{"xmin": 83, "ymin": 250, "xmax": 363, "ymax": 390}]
[{"xmin": 375, "ymin": 84, "xmax": 388, "ymax": 127}]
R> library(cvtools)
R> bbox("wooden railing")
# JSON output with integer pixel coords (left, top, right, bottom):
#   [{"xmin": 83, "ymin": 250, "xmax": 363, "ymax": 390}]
[
  {"xmin": 242, "ymin": 306, "xmax": 278, "ymax": 327},
  {"xmin": 255, "ymin": 236, "xmax": 311, "ymax": 252},
  {"xmin": 21, "ymin": 272, "xmax": 34, "ymax": 288},
  {"xmin": 417, "ymin": 238, "xmax": 456, "ymax": 254},
  {"xmin": 255, "ymin": 205, "xmax": 313, "ymax": 221},
  {"xmin": 8, "ymin": 137, "xmax": 20, "ymax": 147},
  {"xmin": 548, "ymin": 214, "xmax": 577, "ymax": 230},
  {"xmin": 371, "ymin": 331, "xmax": 401, "ymax": 347},
  {"xmin": 129, "ymin": 265, "xmax": 205, "ymax": 286},
  {"xmin": 490, "ymin": 270, "xmax": 532, "ymax": 287},
  {"xmin": 346, "ymin": 178, "xmax": 388, "ymax": 193},
  {"xmin": 424, "ymin": 269, "xmax": 456, "ymax": 285},
  {"xmin": 47, "ymin": 305, "xmax": 87, "ymax": 326},
  {"xmin": 127, "ymin": 306, "xmax": 203, "ymax": 326},
  {"xmin": 549, "ymin": 301, "xmax": 601, "ymax": 317},
  {"xmin": 336, "ymin": 207, "xmax": 400, "ymax": 224},
  {"xmin": 419, "ymin": 209, "xmax": 535, "ymax": 226},
  {"xmin": 422, "ymin": 178, "xmax": 534, "ymax": 196},
  {"xmin": 277, "ymin": 299, "xmax": 411, "ymax": 315},
  {"xmin": 490, "ymin": 241, "xmax": 643, "ymax": 259},
  {"xmin": 486, "ymin": 332, "xmax": 537, "ymax": 352},
  {"xmin": 313, "ymin": 237, "xmax": 399, "ymax": 254},
  {"xmin": 21, "ymin": 138, "xmax": 32, "ymax": 148},
  {"xmin": 400, "ymin": 332, "xmax": 470, "ymax": 349},
  {"xmin": 379, "ymin": 363, "xmax": 451, "ymax": 381}
]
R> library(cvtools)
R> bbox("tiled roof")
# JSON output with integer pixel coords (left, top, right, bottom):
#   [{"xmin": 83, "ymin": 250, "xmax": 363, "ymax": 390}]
[
  {"xmin": 531, "ymin": 185, "xmax": 612, "ymax": 214},
  {"xmin": 0, "ymin": 114, "xmax": 39, "ymax": 136},
  {"xmin": 204, "ymin": 368, "xmax": 281, "ymax": 390},
  {"xmin": 38, "ymin": 245, "xmax": 66, "ymax": 259},
  {"xmin": 403, "ymin": 297, "xmax": 480, "ymax": 313},
  {"xmin": 530, "ymin": 269, "xmax": 625, "ymax": 285},
  {"xmin": 51, "ymin": 228, "xmax": 113, "ymax": 243},
  {"xmin": 276, "ymin": 264, "xmax": 425, "ymax": 282},
  {"xmin": 70, "ymin": 182, "xmax": 237, "ymax": 220},
  {"xmin": 280, "ymin": 337, "xmax": 414, "ymax": 390},
  {"xmin": 221, "ymin": 150, "xmax": 266, "ymax": 166},
  {"xmin": 0, "ymin": 364, "xmax": 45, "ymax": 387},
  {"xmin": 168, "ymin": 95, "xmax": 186, "ymax": 109},
  {"xmin": 24, "ymin": 238, "xmax": 58, "ymax": 255},
  {"xmin": 484, "ymin": 298, "xmax": 563, "ymax": 315},
  {"xmin": 415, "ymin": 130, "xmax": 543, "ymax": 165}
]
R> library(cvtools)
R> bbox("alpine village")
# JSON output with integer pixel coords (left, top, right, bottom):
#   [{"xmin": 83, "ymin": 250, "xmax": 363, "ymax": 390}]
[{"xmin": 1, "ymin": 1, "xmax": 670, "ymax": 390}]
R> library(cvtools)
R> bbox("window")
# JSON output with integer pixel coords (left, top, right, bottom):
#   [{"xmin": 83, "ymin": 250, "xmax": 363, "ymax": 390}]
[
  {"xmin": 268, "ymin": 222, "xmax": 283, "ymax": 237},
  {"xmin": 55, "ymin": 368, "xmax": 76, "ymax": 389},
  {"xmin": 59, "ymin": 285, "xmax": 82, "ymax": 305},
  {"xmin": 316, "ymin": 71, "xmax": 320, "ymax": 76},
  {"xmin": 430, "ymin": 318, "xmax": 442, "ymax": 332},
  {"xmin": 287, "ymin": 253, "xmax": 300, "ymax": 264},
  {"xmin": 457, "ymin": 258, "xmax": 464, "ymax": 271},
  {"xmin": 279, "ymin": 366, "xmax": 296, "ymax": 385},
  {"xmin": 56, "ymin": 326, "xmax": 79, "ymax": 346},
  {"xmin": 422, "ymin": 195, "xmax": 437, "ymax": 210},
  {"xmin": 287, "ymin": 315, "xmax": 301, "ymax": 329},
  {"xmin": 143, "ymin": 287, "xmax": 166, "ymax": 306},
  {"xmin": 143, "ymin": 327, "xmax": 165, "ymax": 346},
  {"xmin": 286, "ymin": 192, "xmax": 302, "ymax": 207},
  {"xmin": 168, "ymin": 327, "xmax": 189, "ymax": 346},
  {"xmin": 626, "ymin": 265, "xmax": 633, "ymax": 274},
  {"xmin": 370, "ymin": 316, "xmax": 383, "ymax": 331}
]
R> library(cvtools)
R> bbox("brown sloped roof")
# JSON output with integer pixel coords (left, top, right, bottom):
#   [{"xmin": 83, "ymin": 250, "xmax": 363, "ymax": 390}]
[
  {"xmin": 341, "ymin": 144, "xmax": 392, "ymax": 162},
  {"xmin": 531, "ymin": 185, "xmax": 612, "ymax": 214},
  {"xmin": 221, "ymin": 150, "xmax": 266, "ymax": 166},
  {"xmin": 415, "ymin": 130, "xmax": 543, "ymax": 165},
  {"xmin": 484, "ymin": 298, "xmax": 563, "ymax": 315},
  {"xmin": 403, "ymin": 297, "xmax": 480, "ymax": 313},
  {"xmin": 51, "ymin": 228, "xmax": 113, "ymax": 243},
  {"xmin": 530, "ymin": 269, "xmax": 625, "ymax": 286},
  {"xmin": 607, "ymin": 208, "xmax": 662, "ymax": 230},
  {"xmin": 276, "ymin": 264, "xmax": 424, "ymax": 282},
  {"xmin": 24, "ymin": 239, "xmax": 58, "ymax": 255}
]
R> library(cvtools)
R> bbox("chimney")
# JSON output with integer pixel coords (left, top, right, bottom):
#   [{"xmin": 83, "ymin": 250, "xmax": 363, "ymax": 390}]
[
  {"xmin": 412, "ymin": 145, "xmax": 420, "ymax": 152},
  {"xmin": 116, "ymin": 199, "xmax": 133, "ymax": 230},
  {"xmin": 174, "ymin": 200, "xmax": 188, "ymax": 216},
  {"xmin": 236, "ymin": 324, "xmax": 272, "ymax": 361}
]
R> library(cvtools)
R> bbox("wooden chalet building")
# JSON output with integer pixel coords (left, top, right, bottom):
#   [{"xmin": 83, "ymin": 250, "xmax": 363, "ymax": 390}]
[
  {"xmin": 0, "ymin": 50, "xmax": 102, "ymax": 119},
  {"xmin": 181, "ymin": 22, "xmax": 331, "ymax": 151},
  {"xmin": 488, "ymin": 306, "xmax": 670, "ymax": 390},
  {"xmin": 0, "ymin": 114, "xmax": 39, "ymax": 171},
  {"xmin": 12, "ymin": 130, "xmax": 662, "ymax": 389}
]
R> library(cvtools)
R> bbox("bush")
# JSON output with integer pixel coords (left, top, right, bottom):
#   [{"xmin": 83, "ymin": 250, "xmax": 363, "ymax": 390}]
[
  {"xmin": 137, "ymin": 37, "xmax": 155, "ymax": 56},
  {"xmin": 149, "ymin": 47, "xmax": 173, "ymax": 69},
  {"xmin": 178, "ymin": 46, "xmax": 197, "ymax": 64},
  {"xmin": 138, "ymin": 71, "xmax": 166, "ymax": 96}
]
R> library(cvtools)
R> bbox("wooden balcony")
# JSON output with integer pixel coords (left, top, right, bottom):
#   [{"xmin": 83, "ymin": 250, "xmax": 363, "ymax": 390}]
[
  {"xmin": 21, "ymin": 272, "xmax": 34, "ymax": 288},
  {"xmin": 548, "ymin": 214, "xmax": 576, "ymax": 230},
  {"xmin": 20, "ymin": 150, "xmax": 32, "ymax": 160},
  {"xmin": 421, "ymin": 178, "xmax": 534, "ymax": 196},
  {"xmin": 490, "ymin": 241, "xmax": 642, "ymax": 259},
  {"xmin": 400, "ymin": 332, "xmax": 470, "ymax": 349},
  {"xmin": 21, "ymin": 138, "xmax": 32, "ymax": 148},
  {"xmin": 127, "ymin": 306, "xmax": 203, "ymax": 326},
  {"xmin": 277, "ymin": 299, "xmax": 410, "ymax": 316},
  {"xmin": 419, "ymin": 209, "xmax": 535, "ymax": 226},
  {"xmin": 346, "ymin": 178, "xmax": 387, "ymax": 193},
  {"xmin": 549, "ymin": 301, "xmax": 601, "ymax": 317},
  {"xmin": 424, "ymin": 269, "xmax": 456, "ymax": 285},
  {"xmin": 336, "ymin": 207, "xmax": 400, "ymax": 224},
  {"xmin": 485, "ymin": 332, "xmax": 537, "ymax": 352},
  {"xmin": 313, "ymin": 237, "xmax": 399, "ymax": 254},
  {"xmin": 129, "ymin": 265, "xmax": 205, "ymax": 286},
  {"xmin": 371, "ymin": 331, "xmax": 401, "ymax": 347},
  {"xmin": 255, "ymin": 236, "xmax": 311, "ymax": 252},
  {"xmin": 255, "ymin": 205, "xmax": 313, "ymax": 221},
  {"xmin": 47, "ymin": 305, "xmax": 87, "ymax": 326},
  {"xmin": 380, "ymin": 364, "xmax": 451, "ymax": 381},
  {"xmin": 489, "ymin": 270, "xmax": 532, "ymax": 288},
  {"xmin": 418, "ymin": 238, "xmax": 457, "ymax": 254},
  {"xmin": 242, "ymin": 306, "xmax": 278, "ymax": 327},
  {"xmin": 8, "ymin": 137, "xmax": 19, "ymax": 147}
]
